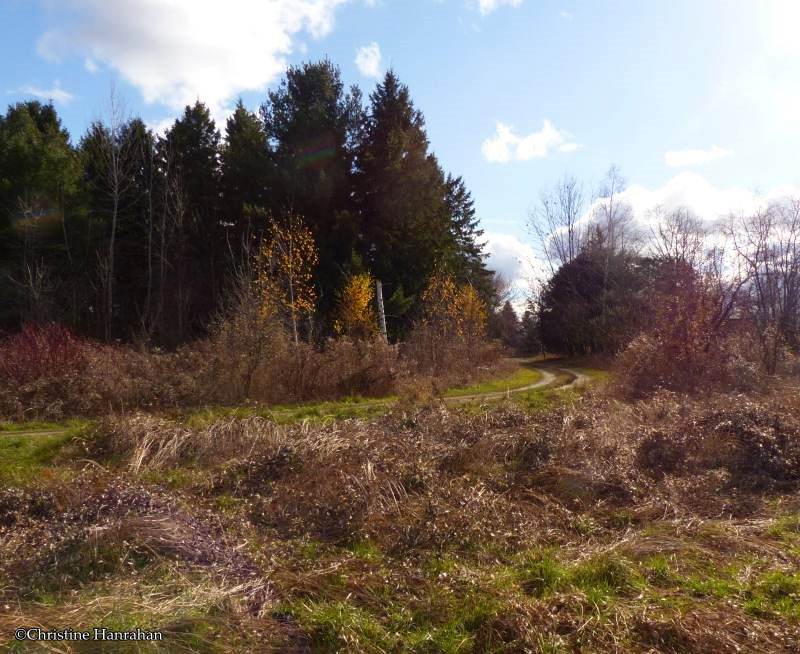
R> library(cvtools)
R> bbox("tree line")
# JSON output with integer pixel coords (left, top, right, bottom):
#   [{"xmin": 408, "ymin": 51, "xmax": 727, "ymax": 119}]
[
  {"xmin": 0, "ymin": 61, "xmax": 493, "ymax": 346},
  {"xmin": 528, "ymin": 170, "xmax": 800, "ymax": 380}
]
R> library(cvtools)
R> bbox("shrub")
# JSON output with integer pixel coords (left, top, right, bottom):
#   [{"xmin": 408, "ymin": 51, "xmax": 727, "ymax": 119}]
[{"xmin": 0, "ymin": 323, "xmax": 88, "ymax": 386}]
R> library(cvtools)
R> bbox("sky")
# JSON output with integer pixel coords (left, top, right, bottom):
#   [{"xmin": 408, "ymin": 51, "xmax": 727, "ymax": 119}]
[{"xmin": 2, "ymin": 0, "xmax": 800, "ymax": 302}]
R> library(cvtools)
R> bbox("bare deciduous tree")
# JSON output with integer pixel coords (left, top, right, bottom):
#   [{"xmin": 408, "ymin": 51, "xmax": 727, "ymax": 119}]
[
  {"xmin": 90, "ymin": 87, "xmax": 137, "ymax": 339},
  {"xmin": 727, "ymin": 198, "xmax": 800, "ymax": 372},
  {"xmin": 593, "ymin": 165, "xmax": 636, "ymax": 253},
  {"xmin": 528, "ymin": 173, "xmax": 586, "ymax": 274}
]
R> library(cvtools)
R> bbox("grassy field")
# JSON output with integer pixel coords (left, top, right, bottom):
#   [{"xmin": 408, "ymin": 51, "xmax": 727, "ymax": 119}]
[{"xmin": 1, "ymin": 376, "xmax": 799, "ymax": 652}]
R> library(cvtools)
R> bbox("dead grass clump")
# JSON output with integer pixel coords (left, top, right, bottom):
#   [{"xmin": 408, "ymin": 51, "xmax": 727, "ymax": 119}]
[
  {"xmin": 691, "ymin": 402, "xmax": 800, "ymax": 486},
  {"xmin": 1, "ymin": 481, "xmax": 268, "ymax": 621},
  {"xmin": 636, "ymin": 428, "xmax": 688, "ymax": 477},
  {"xmin": 91, "ymin": 414, "xmax": 286, "ymax": 471}
]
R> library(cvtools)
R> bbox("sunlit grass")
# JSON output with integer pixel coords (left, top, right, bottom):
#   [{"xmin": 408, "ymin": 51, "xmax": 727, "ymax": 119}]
[
  {"xmin": 444, "ymin": 366, "xmax": 543, "ymax": 397},
  {"xmin": 0, "ymin": 423, "xmax": 88, "ymax": 485}
]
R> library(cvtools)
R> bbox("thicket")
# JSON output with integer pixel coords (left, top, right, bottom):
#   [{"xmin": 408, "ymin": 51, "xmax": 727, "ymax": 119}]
[
  {"xmin": 530, "ymin": 173, "xmax": 800, "ymax": 395},
  {"xmin": 0, "ymin": 264, "xmax": 498, "ymax": 420}
]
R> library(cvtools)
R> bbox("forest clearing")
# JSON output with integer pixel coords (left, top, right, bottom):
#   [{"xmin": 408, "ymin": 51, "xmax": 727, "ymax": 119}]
[{"xmin": 3, "ymin": 3, "xmax": 800, "ymax": 650}]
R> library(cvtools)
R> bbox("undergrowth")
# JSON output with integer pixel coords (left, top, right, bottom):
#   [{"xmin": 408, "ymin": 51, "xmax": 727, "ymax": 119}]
[{"xmin": 2, "ymin": 388, "xmax": 800, "ymax": 651}]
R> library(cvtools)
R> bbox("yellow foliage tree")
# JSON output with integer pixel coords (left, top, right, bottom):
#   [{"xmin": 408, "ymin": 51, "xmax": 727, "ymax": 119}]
[
  {"xmin": 420, "ymin": 269, "xmax": 486, "ymax": 338},
  {"xmin": 334, "ymin": 273, "xmax": 378, "ymax": 339},
  {"xmin": 258, "ymin": 211, "xmax": 319, "ymax": 344},
  {"xmin": 455, "ymin": 284, "xmax": 487, "ymax": 338}
]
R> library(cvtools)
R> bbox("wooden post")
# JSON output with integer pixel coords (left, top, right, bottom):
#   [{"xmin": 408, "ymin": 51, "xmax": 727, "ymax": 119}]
[{"xmin": 376, "ymin": 279, "xmax": 388, "ymax": 341}]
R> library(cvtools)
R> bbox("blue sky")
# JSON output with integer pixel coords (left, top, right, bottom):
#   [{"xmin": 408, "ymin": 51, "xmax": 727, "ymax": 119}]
[{"xmin": 3, "ymin": 0, "xmax": 799, "ymax": 296}]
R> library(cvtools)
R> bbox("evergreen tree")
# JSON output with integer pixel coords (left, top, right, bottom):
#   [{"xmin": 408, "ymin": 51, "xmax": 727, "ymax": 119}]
[
  {"xmin": 354, "ymin": 71, "xmax": 453, "ymax": 328},
  {"xmin": 156, "ymin": 102, "xmax": 221, "ymax": 342},
  {"xmin": 0, "ymin": 101, "xmax": 81, "ymax": 328},
  {"xmin": 444, "ymin": 174, "xmax": 494, "ymax": 304},
  {"xmin": 519, "ymin": 308, "xmax": 541, "ymax": 355},
  {"xmin": 220, "ymin": 100, "xmax": 272, "ymax": 259},
  {"xmin": 261, "ymin": 60, "xmax": 364, "ymax": 315},
  {"xmin": 495, "ymin": 300, "xmax": 521, "ymax": 350},
  {"xmin": 538, "ymin": 235, "xmax": 655, "ymax": 355}
]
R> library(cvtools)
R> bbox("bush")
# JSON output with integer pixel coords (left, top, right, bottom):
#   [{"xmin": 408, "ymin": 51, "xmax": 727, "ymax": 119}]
[
  {"xmin": 615, "ymin": 332, "xmax": 763, "ymax": 399},
  {"xmin": 0, "ymin": 323, "xmax": 88, "ymax": 387}
]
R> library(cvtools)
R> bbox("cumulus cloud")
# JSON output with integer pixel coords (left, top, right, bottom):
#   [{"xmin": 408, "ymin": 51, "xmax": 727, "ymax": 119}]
[
  {"xmin": 604, "ymin": 171, "xmax": 781, "ymax": 225},
  {"xmin": 13, "ymin": 81, "xmax": 75, "ymax": 104},
  {"xmin": 664, "ymin": 145, "xmax": 733, "ymax": 168},
  {"xmin": 574, "ymin": 172, "xmax": 800, "ymax": 244},
  {"xmin": 36, "ymin": 0, "xmax": 347, "ymax": 120},
  {"xmin": 482, "ymin": 120, "xmax": 580, "ymax": 163},
  {"xmin": 478, "ymin": 0, "xmax": 523, "ymax": 16},
  {"xmin": 484, "ymin": 232, "xmax": 545, "ymax": 307},
  {"xmin": 355, "ymin": 42, "xmax": 382, "ymax": 78},
  {"xmin": 488, "ymin": 172, "xmax": 800, "ymax": 302}
]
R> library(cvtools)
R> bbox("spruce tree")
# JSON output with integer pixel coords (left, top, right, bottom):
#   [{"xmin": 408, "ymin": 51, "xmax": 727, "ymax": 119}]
[
  {"xmin": 261, "ymin": 60, "xmax": 364, "ymax": 316},
  {"xmin": 220, "ymin": 100, "xmax": 272, "ymax": 260},
  {"xmin": 354, "ymin": 70, "xmax": 452, "ymax": 327}
]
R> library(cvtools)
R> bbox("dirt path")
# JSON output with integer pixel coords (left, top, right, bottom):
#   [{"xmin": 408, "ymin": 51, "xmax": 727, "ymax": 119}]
[
  {"xmin": 0, "ymin": 429, "xmax": 70, "ymax": 439},
  {"xmin": 444, "ymin": 367, "xmax": 558, "ymax": 403},
  {"xmin": 3, "ymin": 365, "xmax": 591, "ymax": 437}
]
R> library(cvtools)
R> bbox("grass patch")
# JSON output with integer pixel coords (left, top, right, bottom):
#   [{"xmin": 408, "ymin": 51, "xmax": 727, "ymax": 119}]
[
  {"xmin": 0, "ymin": 417, "xmax": 90, "ymax": 433},
  {"xmin": 179, "ymin": 396, "xmax": 393, "ymax": 428},
  {"xmin": 766, "ymin": 514, "xmax": 800, "ymax": 539},
  {"xmin": 281, "ymin": 601, "xmax": 393, "ymax": 652},
  {"xmin": 444, "ymin": 365, "xmax": 543, "ymax": 397},
  {"xmin": 0, "ymin": 428, "xmax": 82, "ymax": 485},
  {"xmin": 745, "ymin": 570, "xmax": 800, "ymax": 619}
]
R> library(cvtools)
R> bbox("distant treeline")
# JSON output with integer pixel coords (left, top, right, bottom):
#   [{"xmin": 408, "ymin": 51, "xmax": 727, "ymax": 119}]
[{"xmin": 0, "ymin": 62, "xmax": 493, "ymax": 345}]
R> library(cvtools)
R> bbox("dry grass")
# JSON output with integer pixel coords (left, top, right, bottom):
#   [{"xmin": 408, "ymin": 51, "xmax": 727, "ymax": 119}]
[{"xmin": 2, "ymin": 387, "xmax": 800, "ymax": 651}]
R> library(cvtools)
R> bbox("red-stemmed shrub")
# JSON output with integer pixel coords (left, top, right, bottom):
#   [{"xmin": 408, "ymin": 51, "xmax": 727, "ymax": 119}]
[{"xmin": 0, "ymin": 323, "xmax": 90, "ymax": 386}]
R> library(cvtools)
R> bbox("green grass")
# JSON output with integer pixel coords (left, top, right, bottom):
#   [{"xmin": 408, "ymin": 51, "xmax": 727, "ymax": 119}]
[
  {"xmin": 745, "ymin": 570, "xmax": 800, "ymax": 619},
  {"xmin": 0, "ymin": 417, "xmax": 90, "ymax": 433},
  {"xmin": 444, "ymin": 366, "xmax": 543, "ymax": 397},
  {"xmin": 0, "ymin": 425, "xmax": 86, "ymax": 485},
  {"xmin": 179, "ymin": 395, "xmax": 394, "ymax": 428},
  {"xmin": 766, "ymin": 514, "xmax": 800, "ymax": 539}
]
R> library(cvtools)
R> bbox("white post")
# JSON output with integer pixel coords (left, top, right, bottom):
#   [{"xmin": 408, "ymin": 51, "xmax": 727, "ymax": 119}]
[{"xmin": 376, "ymin": 279, "xmax": 388, "ymax": 341}]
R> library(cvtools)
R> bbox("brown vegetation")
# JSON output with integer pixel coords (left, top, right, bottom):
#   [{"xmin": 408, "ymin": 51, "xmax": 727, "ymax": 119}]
[{"xmin": 2, "ymin": 385, "xmax": 799, "ymax": 651}]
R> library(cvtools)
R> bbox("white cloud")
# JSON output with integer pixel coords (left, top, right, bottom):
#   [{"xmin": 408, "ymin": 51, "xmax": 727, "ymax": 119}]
[
  {"xmin": 14, "ymin": 81, "xmax": 75, "ymax": 104},
  {"xmin": 355, "ymin": 42, "xmax": 382, "ymax": 78},
  {"xmin": 37, "ymin": 0, "xmax": 347, "ymax": 121},
  {"xmin": 559, "ymin": 10, "xmax": 573, "ymax": 20},
  {"xmin": 482, "ymin": 120, "xmax": 580, "ymax": 163},
  {"xmin": 84, "ymin": 57, "xmax": 99, "ymax": 74},
  {"xmin": 484, "ymin": 231, "xmax": 543, "ymax": 306},
  {"xmin": 587, "ymin": 171, "xmax": 800, "ymax": 234},
  {"xmin": 664, "ymin": 145, "xmax": 733, "ymax": 168},
  {"xmin": 478, "ymin": 0, "xmax": 523, "ymax": 16},
  {"xmin": 485, "ymin": 173, "xmax": 800, "ymax": 303}
]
